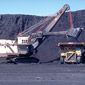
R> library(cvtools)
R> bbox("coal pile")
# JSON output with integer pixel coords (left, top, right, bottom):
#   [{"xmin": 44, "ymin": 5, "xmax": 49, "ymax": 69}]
[
  {"xmin": 0, "ymin": 10, "xmax": 85, "ymax": 62},
  {"xmin": 0, "ymin": 14, "xmax": 44, "ymax": 39}
]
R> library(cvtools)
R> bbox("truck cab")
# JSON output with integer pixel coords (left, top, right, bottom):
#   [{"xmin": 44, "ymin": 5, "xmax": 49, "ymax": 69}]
[{"xmin": 58, "ymin": 42, "xmax": 85, "ymax": 64}]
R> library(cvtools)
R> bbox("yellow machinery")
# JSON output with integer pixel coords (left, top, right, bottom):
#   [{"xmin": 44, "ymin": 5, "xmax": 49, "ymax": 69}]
[{"xmin": 58, "ymin": 42, "xmax": 85, "ymax": 64}]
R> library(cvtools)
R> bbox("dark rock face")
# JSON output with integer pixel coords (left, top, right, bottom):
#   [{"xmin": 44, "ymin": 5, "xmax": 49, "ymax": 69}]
[
  {"xmin": 0, "ymin": 15, "xmax": 44, "ymax": 39},
  {"xmin": 0, "ymin": 10, "xmax": 85, "ymax": 62}
]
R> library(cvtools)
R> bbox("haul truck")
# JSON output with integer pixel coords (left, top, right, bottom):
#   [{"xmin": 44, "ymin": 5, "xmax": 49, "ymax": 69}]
[{"xmin": 58, "ymin": 42, "xmax": 85, "ymax": 64}]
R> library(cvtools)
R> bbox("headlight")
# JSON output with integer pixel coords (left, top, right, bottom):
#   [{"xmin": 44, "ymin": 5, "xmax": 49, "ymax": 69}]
[
  {"xmin": 61, "ymin": 53, "xmax": 65, "ymax": 56},
  {"xmin": 76, "ymin": 50, "xmax": 81, "ymax": 56}
]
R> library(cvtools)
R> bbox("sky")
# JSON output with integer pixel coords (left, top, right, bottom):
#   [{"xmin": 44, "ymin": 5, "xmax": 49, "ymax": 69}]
[{"xmin": 0, "ymin": 0, "xmax": 85, "ymax": 16}]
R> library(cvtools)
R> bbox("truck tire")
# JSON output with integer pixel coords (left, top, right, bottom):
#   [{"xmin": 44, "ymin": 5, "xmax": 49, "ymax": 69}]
[
  {"xmin": 60, "ymin": 56, "xmax": 65, "ymax": 64},
  {"xmin": 76, "ymin": 57, "xmax": 81, "ymax": 64}
]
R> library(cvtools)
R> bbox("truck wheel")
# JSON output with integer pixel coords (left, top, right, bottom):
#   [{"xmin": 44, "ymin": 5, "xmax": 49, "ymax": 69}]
[
  {"xmin": 60, "ymin": 56, "xmax": 65, "ymax": 64},
  {"xmin": 76, "ymin": 57, "xmax": 81, "ymax": 64}
]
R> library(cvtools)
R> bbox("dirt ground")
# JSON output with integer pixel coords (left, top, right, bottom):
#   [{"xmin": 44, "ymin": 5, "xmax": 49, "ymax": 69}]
[{"xmin": 0, "ymin": 63, "xmax": 85, "ymax": 85}]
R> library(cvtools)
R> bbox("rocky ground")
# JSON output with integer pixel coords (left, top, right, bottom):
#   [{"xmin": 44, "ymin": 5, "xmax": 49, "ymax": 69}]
[{"xmin": 0, "ymin": 63, "xmax": 85, "ymax": 85}]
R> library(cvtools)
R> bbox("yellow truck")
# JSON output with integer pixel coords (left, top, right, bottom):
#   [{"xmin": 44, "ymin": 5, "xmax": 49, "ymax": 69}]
[{"xmin": 58, "ymin": 42, "xmax": 85, "ymax": 64}]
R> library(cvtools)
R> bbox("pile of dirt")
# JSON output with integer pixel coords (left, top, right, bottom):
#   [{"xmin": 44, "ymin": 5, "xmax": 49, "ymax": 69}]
[{"xmin": 0, "ymin": 10, "xmax": 85, "ymax": 62}]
